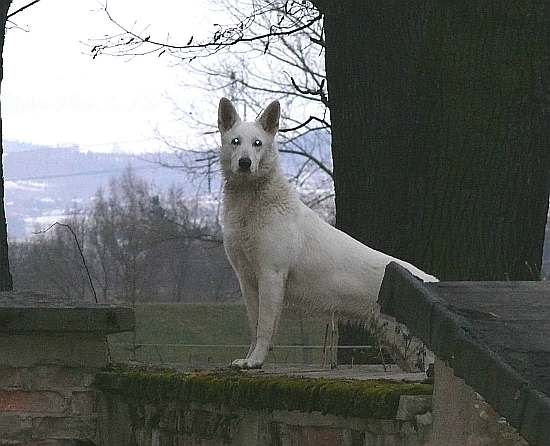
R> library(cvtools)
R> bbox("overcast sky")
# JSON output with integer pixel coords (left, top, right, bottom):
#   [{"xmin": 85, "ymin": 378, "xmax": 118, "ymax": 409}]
[{"xmin": 3, "ymin": 0, "xmax": 228, "ymax": 153}]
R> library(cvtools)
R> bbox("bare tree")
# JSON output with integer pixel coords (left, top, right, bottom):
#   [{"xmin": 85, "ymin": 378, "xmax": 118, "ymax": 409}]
[
  {"xmin": 86, "ymin": 166, "xmax": 215, "ymax": 303},
  {"xmin": 108, "ymin": 0, "xmax": 334, "ymax": 211},
  {"xmin": 10, "ymin": 211, "xmax": 93, "ymax": 300},
  {"xmin": 10, "ymin": 167, "xmax": 230, "ymax": 303}
]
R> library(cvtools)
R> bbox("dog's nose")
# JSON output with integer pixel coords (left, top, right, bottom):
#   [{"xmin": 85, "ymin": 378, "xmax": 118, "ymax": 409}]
[{"xmin": 238, "ymin": 157, "xmax": 252, "ymax": 171}]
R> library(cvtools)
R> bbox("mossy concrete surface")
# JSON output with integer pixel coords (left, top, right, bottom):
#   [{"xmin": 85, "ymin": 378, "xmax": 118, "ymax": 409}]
[{"xmin": 95, "ymin": 365, "xmax": 432, "ymax": 420}]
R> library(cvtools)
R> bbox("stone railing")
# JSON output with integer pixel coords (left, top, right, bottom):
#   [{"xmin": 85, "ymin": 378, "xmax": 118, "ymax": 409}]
[{"xmin": 0, "ymin": 291, "xmax": 134, "ymax": 444}]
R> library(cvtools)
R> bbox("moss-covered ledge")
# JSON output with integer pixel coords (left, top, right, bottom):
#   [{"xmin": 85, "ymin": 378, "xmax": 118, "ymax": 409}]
[{"xmin": 94, "ymin": 365, "xmax": 432, "ymax": 419}]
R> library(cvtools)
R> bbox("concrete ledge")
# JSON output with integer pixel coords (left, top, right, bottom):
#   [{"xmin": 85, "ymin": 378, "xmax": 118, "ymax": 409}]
[
  {"xmin": 95, "ymin": 366, "xmax": 432, "ymax": 420},
  {"xmin": 378, "ymin": 262, "xmax": 547, "ymax": 446},
  {"xmin": 0, "ymin": 291, "xmax": 134, "ymax": 334}
]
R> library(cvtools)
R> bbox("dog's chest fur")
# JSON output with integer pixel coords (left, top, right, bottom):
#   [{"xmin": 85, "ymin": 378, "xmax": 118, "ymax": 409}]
[{"xmin": 222, "ymin": 173, "xmax": 297, "ymax": 265}]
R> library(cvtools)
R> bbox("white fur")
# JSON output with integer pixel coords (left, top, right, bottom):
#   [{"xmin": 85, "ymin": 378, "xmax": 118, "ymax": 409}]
[{"xmin": 218, "ymin": 98, "xmax": 437, "ymax": 369}]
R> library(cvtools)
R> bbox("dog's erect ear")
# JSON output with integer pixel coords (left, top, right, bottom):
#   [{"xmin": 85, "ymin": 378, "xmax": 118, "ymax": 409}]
[
  {"xmin": 218, "ymin": 97, "xmax": 241, "ymax": 133},
  {"xmin": 257, "ymin": 100, "xmax": 280, "ymax": 134}
]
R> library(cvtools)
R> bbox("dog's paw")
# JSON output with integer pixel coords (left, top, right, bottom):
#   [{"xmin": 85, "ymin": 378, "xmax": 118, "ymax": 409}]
[{"xmin": 230, "ymin": 358, "xmax": 263, "ymax": 369}]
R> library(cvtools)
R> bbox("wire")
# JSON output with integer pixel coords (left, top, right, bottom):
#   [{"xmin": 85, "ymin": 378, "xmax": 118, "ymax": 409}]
[{"xmin": 7, "ymin": 165, "xmax": 164, "ymax": 182}]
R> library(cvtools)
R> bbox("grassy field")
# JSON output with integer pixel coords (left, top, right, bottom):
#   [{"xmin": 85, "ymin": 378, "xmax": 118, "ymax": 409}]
[{"xmin": 109, "ymin": 303, "xmax": 331, "ymax": 366}]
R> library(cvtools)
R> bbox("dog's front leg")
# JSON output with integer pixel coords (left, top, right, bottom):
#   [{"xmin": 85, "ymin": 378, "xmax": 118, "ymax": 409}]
[
  {"xmin": 238, "ymin": 272, "xmax": 259, "ymax": 359},
  {"xmin": 232, "ymin": 270, "xmax": 285, "ymax": 369}
]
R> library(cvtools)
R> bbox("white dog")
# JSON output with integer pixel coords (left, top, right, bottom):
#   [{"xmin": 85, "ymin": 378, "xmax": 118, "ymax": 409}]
[{"xmin": 218, "ymin": 97, "xmax": 437, "ymax": 369}]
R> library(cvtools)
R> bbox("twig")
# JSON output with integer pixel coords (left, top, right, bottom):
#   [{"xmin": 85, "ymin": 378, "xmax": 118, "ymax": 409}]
[
  {"xmin": 34, "ymin": 222, "xmax": 98, "ymax": 303},
  {"xmin": 280, "ymin": 115, "xmax": 330, "ymax": 133},
  {"xmin": 7, "ymin": 0, "xmax": 42, "ymax": 19}
]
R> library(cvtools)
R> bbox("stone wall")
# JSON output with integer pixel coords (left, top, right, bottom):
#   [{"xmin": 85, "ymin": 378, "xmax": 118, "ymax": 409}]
[
  {"xmin": 429, "ymin": 359, "xmax": 528, "ymax": 446},
  {"xmin": 95, "ymin": 368, "xmax": 434, "ymax": 446},
  {"xmin": 0, "ymin": 291, "xmax": 134, "ymax": 445},
  {"xmin": 0, "ymin": 335, "xmax": 107, "ymax": 444},
  {"xmin": 98, "ymin": 399, "xmax": 433, "ymax": 446}
]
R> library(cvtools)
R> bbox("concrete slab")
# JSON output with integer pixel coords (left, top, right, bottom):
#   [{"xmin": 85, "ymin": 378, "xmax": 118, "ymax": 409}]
[{"xmin": 0, "ymin": 291, "xmax": 134, "ymax": 334}]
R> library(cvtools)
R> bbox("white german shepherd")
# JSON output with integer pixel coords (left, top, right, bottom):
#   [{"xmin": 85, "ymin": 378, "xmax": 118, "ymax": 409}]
[{"xmin": 218, "ymin": 97, "xmax": 437, "ymax": 369}]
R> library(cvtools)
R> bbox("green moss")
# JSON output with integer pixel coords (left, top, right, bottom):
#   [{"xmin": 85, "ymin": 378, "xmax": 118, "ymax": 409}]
[{"xmin": 95, "ymin": 365, "xmax": 432, "ymax": 419}]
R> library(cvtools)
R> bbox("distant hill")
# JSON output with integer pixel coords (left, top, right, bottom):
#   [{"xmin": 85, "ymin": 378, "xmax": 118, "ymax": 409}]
[
  {"xmin": 2, "ymin": 136, "xmax": 333, "ymax": 239},
  {"xmin": 3, "ymin": 141, "xmax": 206, "ymax": 239}
]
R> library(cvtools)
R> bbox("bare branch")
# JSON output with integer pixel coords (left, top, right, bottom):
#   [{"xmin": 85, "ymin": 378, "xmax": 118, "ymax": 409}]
[
  {"xmin": 34, "ymin": 221, "xmax": 98, "ymax": 303},
  {"xmin": 91, "ymin": 2, "xmax": 322, "ymax": 60},
  {"xmin": 280, "ymin": 148, "xmax": 333, "ymax": 179},
  {"xmin": 290, "ymin": 76, "xmax": 328, "ymax": 106},
  {"xmin": 280, "ymin": 115, "xmax": 330, "ymax": 133},
  {"xmin": 7, "ymin": 0, "xmax": 42, "ymax": 19}
]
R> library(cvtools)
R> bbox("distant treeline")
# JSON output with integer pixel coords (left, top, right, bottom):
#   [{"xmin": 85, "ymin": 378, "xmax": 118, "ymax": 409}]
[
  {"xmin": 9, "ymin": 166, "xmax": 549, "ymax": 302},
  {"xmin": 9, "ymin": 167, "xmax": 239, "ymax": 303}
]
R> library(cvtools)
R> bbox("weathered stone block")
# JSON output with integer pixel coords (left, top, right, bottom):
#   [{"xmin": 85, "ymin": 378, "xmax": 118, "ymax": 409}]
[
  {"xmin": 31, "ymin": 416, "xmax": 97, "ymax": 440},
  {"xmin": 0, "ymin": 366, "xmax": 96, "ymax": 395},
  {"xmin": 24, "ymin": 366, "xmax": 96, "ymax": 391},
  {"xmin": 0, "ymin": 414, "xmax": 32, "ymax": 440},
  {"xmin": 363, "ymin": 431, "xmax": 383, "ymax": 446},
  {"xmin": 0, "ymin": 335, "xmax": 108, "ymax": 368},
  {"xmin": 345, "ymin": 429, "xmax": 365, "ymax": 446},
  {"xmin": 70, "ymin": 391, "xmax": 96, "ymax": 416},
  {"xmin": 366, "ymin": 420, "xmax": 400, "ymax": 435},
  {"xmin": 296, "ymin": 425, "xmax": 344, "ymax": 446},
  {"xmin": 0, "ymin": 391, "xmax": 66, "ymax": 414},
  {"xmin": 395, "ymin": 395, "xmax": 432, "ymax": 421},
  {"xmin": 0, "ymin": 367, "xmax": 24, "ymax": 389}
]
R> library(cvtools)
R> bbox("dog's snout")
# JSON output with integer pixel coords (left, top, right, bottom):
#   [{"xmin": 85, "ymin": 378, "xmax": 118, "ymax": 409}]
[{"xmin": 238, "ymin": 157, "xmax": 252, "ymax": 171}]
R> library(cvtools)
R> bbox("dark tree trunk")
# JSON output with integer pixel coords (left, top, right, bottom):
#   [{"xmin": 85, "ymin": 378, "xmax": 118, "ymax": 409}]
[
  {"xmin": 313, "ymin": 1, "xmax": 550, "ymax": 363},
  {"xmin": 317, "ymin": 0, "xmax": 550, "ymax": 281},
  {"xmin": 0, "ymin": 0, "xmax": 12, "ymax": 291}
]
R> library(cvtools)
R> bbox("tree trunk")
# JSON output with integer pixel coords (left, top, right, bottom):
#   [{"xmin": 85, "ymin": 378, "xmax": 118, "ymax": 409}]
[
  {"xmin": 314, "ymin": 1, "xmax": 550, "ymax": 364},
  {"xmin": 318, "ymin": 0, "xmax": 550, "ymax": 281},
  {"xmin": 0, "ymin": 0, "xmax": 12, "ymax": 291}
]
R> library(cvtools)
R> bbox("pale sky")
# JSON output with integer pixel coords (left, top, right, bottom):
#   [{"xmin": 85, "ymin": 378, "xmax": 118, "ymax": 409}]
[{"xmin": 3, "ymin": 0, "xmax": 228, "ymax": 153}]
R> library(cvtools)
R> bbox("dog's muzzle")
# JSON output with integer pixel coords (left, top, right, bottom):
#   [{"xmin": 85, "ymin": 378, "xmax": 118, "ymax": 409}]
[{"xmin": 238, "ymin": 157, "xmax": 252, "ymax": 172}]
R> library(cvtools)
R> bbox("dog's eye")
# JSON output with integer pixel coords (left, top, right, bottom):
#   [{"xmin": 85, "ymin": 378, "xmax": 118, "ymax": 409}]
[
  {"xmin": 231, "ymin": 137, "xmax": 240, "ymax": 145},
  {"xmin": 253, "ymin": 139, "xmax": 262, "ymax": 147}
]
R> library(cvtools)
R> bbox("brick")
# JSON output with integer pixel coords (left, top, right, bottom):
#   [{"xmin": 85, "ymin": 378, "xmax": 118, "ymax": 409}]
[
  {"xmin": 380, "ymin": 434, "xmax": 401, "ymax": 446},
  {"xmin": 366, "ymin": 420, "xmax": 400, "ymax": 435},
  {"xmin": 0, "ymin": 368, "xmax": 24, "ymax": 389},
  {"xmin": 32, "ymin": 416, "xmax": 97, "ymax": 440},
  {"xmin": 346, "ymin": 429, "xmax": 365, "ymax": 446},
  {"xmin": 0, "ymin": 335, "xmax": 108, "ymax": 368},
  {"xmin": 70, "ymin": 391, "xmax": 96, "ymax": 416},
  {"xmin": 23, "ymin": 366, "xmax": 96, "ymax": 391},
  {"xmin": 0, "ymin": 391, "xmax": 66, "ymax": 414},
  {"xmin": 363, "ymin": 432, "xmax": 383, "ymax": 446},
  {"xmin": 288, "ymin": 425, "xmax": 345, "ymax": 446},
  {"xmin": 0, "ymin": 367, "xmax": 95, "ymax": 394},
  {"xmin": 0, "ymin": 414, "xmax": 32, "ymax": 440}
]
